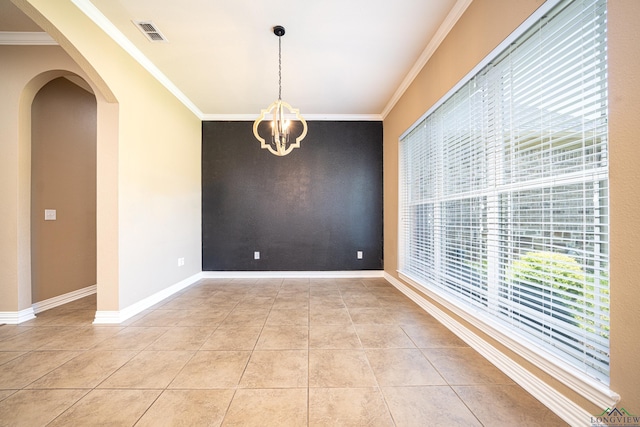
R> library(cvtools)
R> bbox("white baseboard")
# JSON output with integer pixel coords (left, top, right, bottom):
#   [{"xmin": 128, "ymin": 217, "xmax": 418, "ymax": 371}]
[
  {"xmin": 384, "ymin": 272, "xmax": 604, "ymax": 427},
  {"xmin": 32, "ymin": 284, "xmax": 97, "ymax": 314},
  {"xmin": 0, "ymin": 285, "xmax": 96, "ymax": 325},
  {"xmin": 0, "ymin": 307, "xmax": 36, "ymax": 324},
  {"xmin": 92, "ymin": 310, "xmax": 121, "ymax": 324},
  {"xmin": 93, "ymin": 272, "xmax": 204, "ymax": 324},
  {"xmin": 92, "ymin": 270, "xmax": 383, "ymax": 324},
  {"xmin": 201, "ymin": 270, "xmax": 384, "ymax": 279}
]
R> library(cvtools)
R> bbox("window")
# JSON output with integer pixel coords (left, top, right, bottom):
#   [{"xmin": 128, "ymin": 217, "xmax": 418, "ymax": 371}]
[{"xmin": 399, "ymin": 0, "xmax": 609, "ymax": 383}]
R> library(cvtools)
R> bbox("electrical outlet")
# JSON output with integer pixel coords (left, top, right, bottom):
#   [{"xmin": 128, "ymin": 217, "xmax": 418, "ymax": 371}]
[
  {"xmin": 254, "ymin": 251, "xmax": 260, "ymax": 260},
  {"xmin": 44, "ymin": 209, "xmax": 56, "ymax": 221},
  {"xmin": 178, "ymin": 257, "xmax": 185, "ymax": 267},
  {"xmin": 357, "ymin": 251, "xmax": 363, "ymax": 259}
]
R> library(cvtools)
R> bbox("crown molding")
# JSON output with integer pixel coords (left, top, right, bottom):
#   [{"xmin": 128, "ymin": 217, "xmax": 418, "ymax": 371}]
[
  {"xmin": 68, "ymin": 0, "xmax": 468, "ymax": 122},
  {"xmin": 0, "ymin": 31, "xmax": 57, "ymax": 45},
  {"xmin": 71, "ymin": 0, "xmax": 204, "ymax": 119},
  {"xmin": 200, "ymin": 113, "xmax": 383, "ymax": 122},
  {"xmin": 381, "ymin": 0, "xmax": 473, "ymax": 119},
  {"xmin": 292, "ymin": 114, "xmax": 383, "ymax": 121}
]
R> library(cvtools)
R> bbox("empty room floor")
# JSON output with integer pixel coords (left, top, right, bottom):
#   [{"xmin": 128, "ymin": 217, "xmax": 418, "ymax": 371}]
[{"xmin": 0, "ymin": 277, "xmax": 567, "ymax": 426}]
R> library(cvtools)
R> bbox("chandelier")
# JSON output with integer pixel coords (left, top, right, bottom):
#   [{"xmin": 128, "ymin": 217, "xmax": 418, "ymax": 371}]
[{"xmin": 253, "ymin": 26, "xmax": 307, "ymax": 156}]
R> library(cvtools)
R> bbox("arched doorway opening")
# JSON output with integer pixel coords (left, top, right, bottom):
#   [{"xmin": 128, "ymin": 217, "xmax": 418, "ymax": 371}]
[{"xmin": 30, "ymin": 75, "xmax": 97, "ymax": 316}]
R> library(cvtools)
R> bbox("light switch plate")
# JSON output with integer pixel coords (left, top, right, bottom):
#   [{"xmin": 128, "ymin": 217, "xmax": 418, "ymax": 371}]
[{"xmin": 44, "ymin": 209, "xmax": 56, "ymax": 221}]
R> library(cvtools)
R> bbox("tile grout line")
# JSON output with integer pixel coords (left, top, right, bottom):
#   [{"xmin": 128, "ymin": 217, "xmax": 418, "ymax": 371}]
[{"xmin": 0, "ymin": 278, "xmax": 566, "ymax": 426}]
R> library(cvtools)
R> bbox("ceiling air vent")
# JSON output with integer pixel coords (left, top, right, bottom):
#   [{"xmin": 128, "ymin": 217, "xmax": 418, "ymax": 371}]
[{"xmin": 133, "ymin": 20, "xmax": 168, "ymax": 43}]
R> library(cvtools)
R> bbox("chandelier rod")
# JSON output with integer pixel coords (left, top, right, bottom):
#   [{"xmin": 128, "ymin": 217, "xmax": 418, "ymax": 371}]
[{"xmin": 278, "ymin": 34, "xmax": 282, "ymax": 101}]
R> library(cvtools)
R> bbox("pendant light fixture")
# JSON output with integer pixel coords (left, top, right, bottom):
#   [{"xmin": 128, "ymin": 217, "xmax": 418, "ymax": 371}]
[{"xmin": 253, "ymin": 25, "xmax": 307, "ymax": 156}]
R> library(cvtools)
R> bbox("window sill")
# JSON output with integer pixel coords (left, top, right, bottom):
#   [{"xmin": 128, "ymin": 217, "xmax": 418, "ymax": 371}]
[{"xmin": 387, "ymin": 271, "xmax": 619, "ymax": 422}]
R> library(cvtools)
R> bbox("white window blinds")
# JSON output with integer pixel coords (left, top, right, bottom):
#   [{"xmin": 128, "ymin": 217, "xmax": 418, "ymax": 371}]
[{"xmin": 399, "ymin": 0, "xmax": 609, "ymax": 383}]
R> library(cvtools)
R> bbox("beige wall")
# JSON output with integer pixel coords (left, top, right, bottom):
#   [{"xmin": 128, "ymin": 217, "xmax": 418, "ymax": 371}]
[
  {"xmin": 4, "ymin": 0, "xmax": 636, "ymax": 412},
  {"xmin": 607, "ymin": 0, "xmax": 640, "ymax": 410},
  {"xmin": 19, "ymin": 0, "xmax": 203, "ymax": 310},
  {"xmin": 3, "ymin": 0, "xmax": 202, "ymax": 314},
  {"xmin": 0, "ymin": 45, "xmax": 99, "ymax": 312},
  {"xmin": 384, "ymin": 0, "xmax": 639, "ymax": 413},
  {"xmin": 31, "ymin": 77, "xmax": 97, "ymax": 303}
]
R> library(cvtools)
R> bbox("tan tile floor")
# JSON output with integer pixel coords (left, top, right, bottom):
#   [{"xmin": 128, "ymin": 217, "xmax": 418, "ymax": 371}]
[{"xmin": 0, "ymin": 277, "xmax": 568, "ymax": 426}]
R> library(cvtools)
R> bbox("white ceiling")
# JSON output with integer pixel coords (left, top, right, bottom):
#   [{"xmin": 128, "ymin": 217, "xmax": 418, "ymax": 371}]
[{"xmin": 3, "ymin": 0, "xmax": 472, "ymax": 120}]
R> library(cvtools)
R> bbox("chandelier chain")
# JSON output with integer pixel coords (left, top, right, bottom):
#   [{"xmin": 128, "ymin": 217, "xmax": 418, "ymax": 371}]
[{"xmin": 278, "ymin": 35, "xmax": 282, "ymax": 100}]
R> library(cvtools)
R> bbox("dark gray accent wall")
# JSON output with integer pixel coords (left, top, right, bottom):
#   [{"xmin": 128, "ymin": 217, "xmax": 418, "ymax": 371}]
[{"xmin": 202, "ymin": 121, "xmax": 383, "ymax": 271}]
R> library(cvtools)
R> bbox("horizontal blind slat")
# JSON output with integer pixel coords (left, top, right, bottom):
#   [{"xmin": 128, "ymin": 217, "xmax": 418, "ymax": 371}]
[{"xmin": 399, "ymin": 0, "xmax": 609, "ymax": 384}]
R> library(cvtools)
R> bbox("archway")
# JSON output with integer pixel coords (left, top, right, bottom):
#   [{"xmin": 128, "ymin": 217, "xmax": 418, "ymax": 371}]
[
  {"xmin": 30, "ymin": 76, "xmax": 97, "ymax": 313},
  {"xmin": 14, "ymin": 69, "xmax": 120, "ymax": 323}
]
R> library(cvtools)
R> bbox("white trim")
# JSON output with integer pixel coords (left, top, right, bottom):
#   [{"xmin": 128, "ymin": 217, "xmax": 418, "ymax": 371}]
[
  {"xmin": 0, "ymin": 307, "xmax": 36, "ymax": 324},
  {"xmin": 395, "ymin": 272, "xmax": 619, "ymax": 407},
  {"xmin": 92, "ymin": 271, "xmax": 382, "ymax": 324},
  {"xmin": 70, "ymin": 1, "xmax": 382, "ymax": 123},
  {"xmin": 200, "ymin": 114, "xmax": 383, "ymax": 122},
  {"xmin": 32, "ymin": 284, "xmax": 97, "ymax": 314},
  {"xmin": 381, "ymin": 0, "xmax": 473, "ymax": 119},
  {"xmin": 384, "ymin": 272, "xmax": 619, "ymax": 425},
  {"xmin": 201, "ymin": 270, "xmax": 384, "ymax": 279},
  {"xmin": 399, "ymin": 0, "xmax": 563, "ymax": 140},
  {"xmin": 294, "ymin": 114, "xmax": 382, "ymax": 122},
  {"xmin": 93, "ymin": 272, "xmax": 203, "ymax": 324},
  {"xmin": 0, "ymin": 31, "xmax": 57, "ymax": 45},
  {"xmin": 70, "ymin": 0, "xmax": 203, "ymax": 119},
  {"xmin": 92, "ymin": 310, "xmax": 121, "ymax": 324}
]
